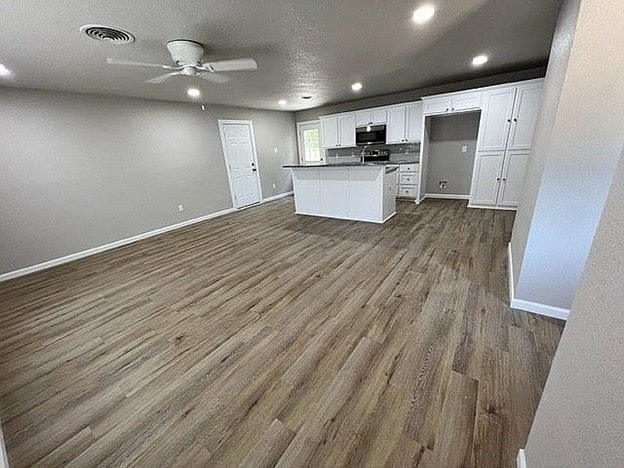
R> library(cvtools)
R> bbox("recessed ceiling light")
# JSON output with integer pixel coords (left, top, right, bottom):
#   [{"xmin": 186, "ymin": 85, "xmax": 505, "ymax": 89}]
[
  {"xmin": 351, "ymin": 82, "xmax": 363, "ymax": 92},
  {"xmin": 278, "ymin": 99, "xmax": 287, "ymax": 106},
  {"xmin": 301, "ymin": 95, "xmax": 313, "ymax": 100},
  {"xmin": 0, "ymin": 64, "xmax": 11, "ymax": 77},
  {"xmin": 187, "ymin": 88, "xmax": 201, "ymax": 98},
  {"xmin": 472, "ymin": 55, "xmax": 488, "ymax": 66},
  {"xmin": 412, "ymin": 4, "xmax": 435, "ymax": 24}
]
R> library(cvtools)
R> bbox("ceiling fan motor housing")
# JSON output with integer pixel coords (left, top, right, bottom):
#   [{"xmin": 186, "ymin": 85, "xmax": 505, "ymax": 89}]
[{"xmin": 166, "ymin": 40, "xmax": 204, "ymax": 66}]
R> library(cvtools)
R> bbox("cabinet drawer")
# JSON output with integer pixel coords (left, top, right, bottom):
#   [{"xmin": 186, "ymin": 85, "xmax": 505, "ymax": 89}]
[
  {"xmin": 399, "ymin": 164, "xmax": 419, "ymax": 173},
  {"xmin": 400, "ymin": 174, "xmax": 417, "ymax": 185},
  {"xmin": 398, "ymin": 186, "xmax": 417, "ymax": 198}
]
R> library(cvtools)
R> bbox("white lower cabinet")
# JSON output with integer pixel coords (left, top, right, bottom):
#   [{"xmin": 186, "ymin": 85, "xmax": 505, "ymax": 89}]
[
  {"xmin": 498, "ymin": 150, "xmax": 530, "ymax": 207},
  {"xmin": 320, "ymin": 168, "xmax": 349, "ymax": 218},
  {"xmin": 291, "ymin": 166, "xmax": 397, "ymax": 223},
  {"xmin": 397, "ymin": 163, "xmax": 419, "ymax": 199},
  {"xmin": 471, "ymin": 151, "xmax": 505, "ymax": 206},
  {"xmin": 470, "ymin": 150, "xmax": 529, "ymax": 208}
]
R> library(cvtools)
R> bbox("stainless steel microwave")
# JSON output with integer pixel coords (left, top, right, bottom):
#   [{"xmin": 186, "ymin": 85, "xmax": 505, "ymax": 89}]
[{"xmin": 356, "ymin": 125, "xmax": 386, "ymax": 146}]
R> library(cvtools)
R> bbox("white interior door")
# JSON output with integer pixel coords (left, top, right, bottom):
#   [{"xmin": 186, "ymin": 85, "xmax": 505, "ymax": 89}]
[{"xmin": 219, "ymin": 121, "xmax": 262, "ymax": 209}]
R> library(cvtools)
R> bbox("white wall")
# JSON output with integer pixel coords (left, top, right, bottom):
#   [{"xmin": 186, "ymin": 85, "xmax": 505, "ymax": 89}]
[
  {"xmin": 510, "ymin": 0, "xmax": 624, "ymax": 311},
  {"xmin": 0, "ymin": 88, "xmax": 297, "ymax": 276},
  {"xmin": 523, "ymin": 149, "xmax": 624, "ymax": 467}
]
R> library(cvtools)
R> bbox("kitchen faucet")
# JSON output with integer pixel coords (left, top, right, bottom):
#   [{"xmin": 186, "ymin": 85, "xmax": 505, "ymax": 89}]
[{"xmin": 360, "ymin": 144, "xmax": 371, "ymax": 163}]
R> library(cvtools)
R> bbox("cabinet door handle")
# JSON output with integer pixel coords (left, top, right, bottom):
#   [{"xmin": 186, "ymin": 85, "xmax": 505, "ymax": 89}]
[
  {"xmin": 451, "ymin": 107, "xmax": 455, "ymax": 111},
  {"xmin": 513, "ymin": 118, "xmax": 518, "ymax": 122},
  {"xmin": 496, "ymin": 178, "xmax": 501, "ymax": 182},
  {"xmin": 445, "ymin": 108, "xmax": 449, "ymax": 112},
  {"xmin": 507, "ymin": 119, "xmax": 511, "ymax": 123},
  {"xmin": 502, "ymin": 178, "xmax": 506, "ymax": 182}
]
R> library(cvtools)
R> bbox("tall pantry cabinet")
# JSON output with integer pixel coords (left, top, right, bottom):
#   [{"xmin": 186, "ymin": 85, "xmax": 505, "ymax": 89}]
[{"xmin": 469, "ymin": 82, "xmax": 543, "ymax": 208}]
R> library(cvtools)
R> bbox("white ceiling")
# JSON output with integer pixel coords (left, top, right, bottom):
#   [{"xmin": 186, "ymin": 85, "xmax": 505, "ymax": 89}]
[{"xmin": 0, "ymin": 0, "xmax": 563, "ymax": 110}]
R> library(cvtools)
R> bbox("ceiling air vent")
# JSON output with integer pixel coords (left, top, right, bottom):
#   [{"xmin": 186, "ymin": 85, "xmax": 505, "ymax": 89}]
[{"xmin": 80, "ymin": 25, "xmax": 135, "ymax": 44}]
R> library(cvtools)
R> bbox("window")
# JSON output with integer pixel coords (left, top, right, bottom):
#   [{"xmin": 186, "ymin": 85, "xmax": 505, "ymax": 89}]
[{"xmin": 297, "ymin": 122, "xmax": 324, "ymax": 164}]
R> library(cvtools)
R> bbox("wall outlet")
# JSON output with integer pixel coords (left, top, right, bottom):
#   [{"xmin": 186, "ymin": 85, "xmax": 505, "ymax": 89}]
[
  {"xmin": 178, "ymin": 204, "xmax": 184, "ymax": 212},
  {"xmin": 272, "ymin": 183, "xmax": 276, "ymax": 189},
  {"xmin": 461, "ymin": 145, "xmax": 468, "ymax": 153},
  {"xmin": 439, "ymin": 181, "xmax": 448, "ymax": 189}
]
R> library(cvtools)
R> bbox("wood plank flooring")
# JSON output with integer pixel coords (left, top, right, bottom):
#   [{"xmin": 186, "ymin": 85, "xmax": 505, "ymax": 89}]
[{"xmin": 0, "ymin": 198, "xmax": 564, "ymax": 467}]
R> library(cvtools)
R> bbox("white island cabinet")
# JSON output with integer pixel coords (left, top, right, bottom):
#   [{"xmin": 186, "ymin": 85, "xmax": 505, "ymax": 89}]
[{"xmin": 288, "ymin": 165, "xmax": 398, "ymax": 223}]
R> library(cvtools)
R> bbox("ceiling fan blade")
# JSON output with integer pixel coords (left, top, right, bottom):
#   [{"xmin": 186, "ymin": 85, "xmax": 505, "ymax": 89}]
[
  {"xmin": 107, "ymin": 58, "xmax": 176, "ymax": 69},
  {"xmin": 205, "ymin": 58, "xmax": 258, "ymax": 72},
  {"xmin": 145, "ymin": 71, "xmax": 182, "ymax": 84},
  {"xmin": 198, "ymin": 72, "xmax": 230, "ymax": 84}
]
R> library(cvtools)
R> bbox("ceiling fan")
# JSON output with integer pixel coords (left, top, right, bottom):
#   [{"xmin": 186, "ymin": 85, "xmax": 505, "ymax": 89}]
[{"xmin": 106, "ymin": 39, "xmax": 258, "ymax": 84}]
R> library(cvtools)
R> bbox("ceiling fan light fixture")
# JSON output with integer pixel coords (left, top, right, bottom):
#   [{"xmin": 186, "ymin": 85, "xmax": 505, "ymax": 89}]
[{"xmin": 187, "ymin": 88, "xmax": 201, "ymax": 98}]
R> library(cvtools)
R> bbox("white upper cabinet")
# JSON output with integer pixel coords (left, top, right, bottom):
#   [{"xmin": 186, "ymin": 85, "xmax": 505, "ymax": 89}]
[
  {"xmin": 451, "ymin": 93, "xmax": 482, "ymax": 112},
  {"xmin": 507, "ymin": 84, "xmax": 543, "ymax": 150},
  {"xmin": 422, "ymin": 91, "xmax": 482, "ymax": 115},
  {"xmin": 320, "ymin": 113, "xmax": 356, "ymax": 148},
  {"xmin": 478, "ymin": 88, "xmax": 517, "ymax": 152},
  {"xmin": 386, "ymin": 106, "xmax": 408, "ymax": 144},
  {"xmin": 356, "ymin": 108, "xmax": 387, "ymax": 126},
  {"xmin": 423, "ymin": 96, "xmax": 452, "ymax": 115},
  {"xmin": 338, "ymin": 113, "xmax": 356, "ymax": 147},
  {"xmin": 386, "ymin": 102, "xmax": 423, "ymax": 144},
  {"xmin": 321, "ymin": 116, "xmax": 339, "ymax": 148},
  {"xmin": 406, "ymin": 102, "xmax": 423, "ymax": 142}
]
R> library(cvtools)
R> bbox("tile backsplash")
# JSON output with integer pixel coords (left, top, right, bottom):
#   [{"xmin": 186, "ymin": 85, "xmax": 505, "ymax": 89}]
[{"xmin": 326, "ymin": 142, "xmax": 420, "ymax": 164}]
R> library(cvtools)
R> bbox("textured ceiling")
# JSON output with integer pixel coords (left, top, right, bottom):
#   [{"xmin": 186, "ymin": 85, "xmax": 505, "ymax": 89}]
[{"xmin": 0, "ymin": 0, "xmax": 563, "ymax": 110}]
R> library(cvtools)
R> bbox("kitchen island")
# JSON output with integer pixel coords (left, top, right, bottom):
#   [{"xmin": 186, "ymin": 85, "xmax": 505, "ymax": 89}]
[{"xmin": 284, "ymin": 163, "xmax": 399, "ymax": 223}]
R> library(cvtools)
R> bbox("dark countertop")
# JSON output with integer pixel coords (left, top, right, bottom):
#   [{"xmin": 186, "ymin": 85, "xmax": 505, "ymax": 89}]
[{"xmin": 284, "ymin": 160, "xmax": 419, "ymax": 168}]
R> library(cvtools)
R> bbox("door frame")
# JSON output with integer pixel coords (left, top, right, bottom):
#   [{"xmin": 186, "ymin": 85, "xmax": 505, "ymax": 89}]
[
  {"xmin": 218, "ymin": 119, "xmax": 264, "ymax": 209},
  {"xmin": 296, "ymin": 120, "xmax": 324, "ymax": 164}
]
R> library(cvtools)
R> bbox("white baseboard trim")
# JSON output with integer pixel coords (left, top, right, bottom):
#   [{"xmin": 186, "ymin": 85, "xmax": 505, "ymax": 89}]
[
  {"xmin": 468, "ymin": 203, "xmax": 517, "ymax": 211},
  {"xmin": 0, "ymin": 207, "xmax": 237, "ymax": 283},
  {"xmin": 517, "ymin": 448, "xmax": 527, "ymax": 468},
  {"xmin": 0, "ymin": 191, "xmax": 295, "ymax": 283},
  {"xmin": 507, "ymin": 242, "xmax": 570, "ymax": 321},
  {"xmin": 262, "ymin": 191, "xmax": 293, "ymax": 203},
  {"xmin": 507, "ymin": 242, "xmax": 516, "ymax": 306},
  {"xmin": 424, "ymin": 193, "xmax": 470, "ymax": 200}
]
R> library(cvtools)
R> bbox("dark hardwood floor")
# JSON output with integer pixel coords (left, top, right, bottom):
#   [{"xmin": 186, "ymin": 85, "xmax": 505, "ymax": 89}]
[{"xmin": 0, "ymin": 198, "xmax": 563, "ymax": 467}]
